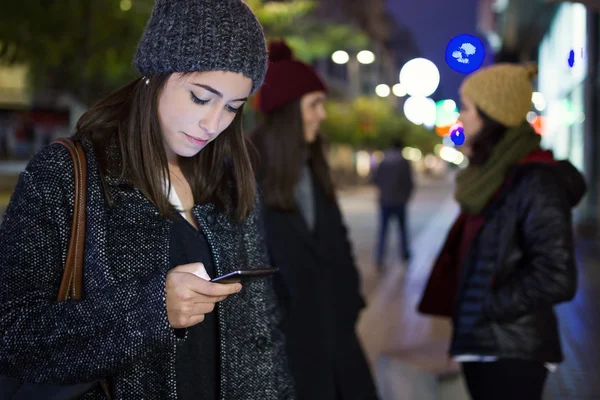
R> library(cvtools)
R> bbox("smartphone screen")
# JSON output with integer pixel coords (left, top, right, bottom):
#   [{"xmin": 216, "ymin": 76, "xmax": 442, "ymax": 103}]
[{"xmin": 210, "ymin": 267, "xmax": 279, "ymax": 284}]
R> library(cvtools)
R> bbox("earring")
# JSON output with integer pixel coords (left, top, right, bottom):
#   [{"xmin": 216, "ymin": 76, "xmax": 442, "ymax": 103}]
[{"xmin": 142, "ymin": 76, "xmax": 149, "ymax": 85}]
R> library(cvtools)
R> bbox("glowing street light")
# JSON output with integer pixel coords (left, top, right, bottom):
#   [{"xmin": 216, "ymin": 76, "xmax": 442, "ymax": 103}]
[
  {"xmin": 392, "ymin": 83, "xmax": 407, "ymax": 97},
  {"xmin": 357, "ymin": 50, "xmax": 375, "ymax": 65},
  {"xmin": 375, "ymin": 84, "xmax": 391, "ymax": 97},
  {"xmin": 404, "ymin": 96, "xmax": 436, "ymax": 127},
  {"xmin": 331, "ymin": 50, "xmax": 350, "ymax": 65},
  {"xmin": 399, "ymin": 58, "xmax": 440, "ymax": 97}
]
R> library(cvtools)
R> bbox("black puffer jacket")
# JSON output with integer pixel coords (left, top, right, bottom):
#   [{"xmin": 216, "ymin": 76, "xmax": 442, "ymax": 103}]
[{"xmin": 450, "ymin": 160, "xmax": 586, "ymax": 362}]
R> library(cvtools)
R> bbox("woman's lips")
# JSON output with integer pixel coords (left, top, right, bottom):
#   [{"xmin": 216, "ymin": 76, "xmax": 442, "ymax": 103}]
[{"xmin": 184, "ymin": 132, "xmax": 208, "ymax": 146}]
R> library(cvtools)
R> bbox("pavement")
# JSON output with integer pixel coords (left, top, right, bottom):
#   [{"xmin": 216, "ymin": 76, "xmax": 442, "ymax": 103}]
[{"xmin": 339, "ymin": 175, "xmax": 470, "ymax": 400}]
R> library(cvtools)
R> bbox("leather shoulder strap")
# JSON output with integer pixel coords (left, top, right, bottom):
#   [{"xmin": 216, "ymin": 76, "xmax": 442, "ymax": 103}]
[
  {"xmin": 53, "ymin": 138, "xmax": 87, "ymax": 302},
  {"xmin": 50, "ymin": 139, "xmax": 111, "ymax": 397}
]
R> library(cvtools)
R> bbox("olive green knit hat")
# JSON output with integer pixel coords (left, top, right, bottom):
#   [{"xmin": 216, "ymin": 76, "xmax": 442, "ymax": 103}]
[{"xmin": 460, "ymin": 63, "xmax": 538, "ymax": 127}]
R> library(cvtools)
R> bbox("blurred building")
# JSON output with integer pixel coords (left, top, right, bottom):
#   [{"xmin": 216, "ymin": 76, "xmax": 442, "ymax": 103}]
[
  {"xmin": 0, "ymin": 65, "xmax": 82, "ymax": 163},
  {"xmin": 313, "ymin": 0, "xmax": 418, "ymax": 103},
  {"xmin": 478, "ymin": 0, "xmax": 600, "ymax": 233}
]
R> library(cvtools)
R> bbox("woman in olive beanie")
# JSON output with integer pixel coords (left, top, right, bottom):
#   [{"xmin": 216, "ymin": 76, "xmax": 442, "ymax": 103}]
[{"xmin": 418, "ymin": 63, "xmax": 586, "ymax": 400}]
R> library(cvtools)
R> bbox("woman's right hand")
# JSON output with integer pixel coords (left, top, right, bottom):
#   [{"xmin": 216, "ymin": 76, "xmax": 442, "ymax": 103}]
[{"xmin": 166, "ymin": 262, "xmax": 242, "ymax": 329}]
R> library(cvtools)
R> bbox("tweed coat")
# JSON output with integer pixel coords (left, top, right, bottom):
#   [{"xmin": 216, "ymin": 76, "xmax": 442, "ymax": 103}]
[{"xmin": 0, "ymin": 139, "xmax": 295, "ymax": 399}]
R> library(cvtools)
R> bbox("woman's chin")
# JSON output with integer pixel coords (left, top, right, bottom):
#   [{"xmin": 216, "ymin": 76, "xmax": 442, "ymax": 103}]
[{"xmin": 174, "ymin": 146, "xmax": 203, "ymax": 159}]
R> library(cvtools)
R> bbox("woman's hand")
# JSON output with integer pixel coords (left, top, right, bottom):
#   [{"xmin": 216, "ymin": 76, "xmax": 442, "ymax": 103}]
[{"xmin": 166, "ymin": 263, "xmax": 242, "ymax": 329}]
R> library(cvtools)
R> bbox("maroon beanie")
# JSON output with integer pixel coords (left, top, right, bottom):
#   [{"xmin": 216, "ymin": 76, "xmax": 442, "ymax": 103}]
[{"xmin": 257, "ymin": 39, "xmax": 327, "ymax": 113}]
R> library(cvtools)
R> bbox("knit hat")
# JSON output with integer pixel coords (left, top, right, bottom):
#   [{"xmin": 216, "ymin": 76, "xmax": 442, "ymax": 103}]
[
  {"xmin": 133, "ymin": 0, "xmax": 267, "ymax": 93},
  {"xmin": 459, "ymin": 63, "xmax": 537, "ymax": 127},
  {"xmin": 258, "ymin": 39, "xmax": 327, "ymax": 113}
]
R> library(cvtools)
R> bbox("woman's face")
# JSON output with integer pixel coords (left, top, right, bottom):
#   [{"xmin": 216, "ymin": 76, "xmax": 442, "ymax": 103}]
[
  {"xmin": 300, "ymin": 91, "xmax": 327, "ymax": 144},
  {"xmin": 158, "ymin": 71, "xmax": 252, "ymax": 163},
  {"xmin": 458, "ymin": 95, "xmax": 484, "ymax": 157}
]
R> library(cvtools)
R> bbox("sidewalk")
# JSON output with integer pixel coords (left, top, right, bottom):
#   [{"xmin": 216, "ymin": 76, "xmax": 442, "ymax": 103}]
[{"xmin": 339, "ymin": 183, "xmax": 469, "ymax": 400}]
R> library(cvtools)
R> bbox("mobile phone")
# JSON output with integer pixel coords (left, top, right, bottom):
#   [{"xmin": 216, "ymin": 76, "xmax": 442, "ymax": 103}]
[{"xmin": 210, "ymin": 267, "xmax": 279, "ymax": 284}]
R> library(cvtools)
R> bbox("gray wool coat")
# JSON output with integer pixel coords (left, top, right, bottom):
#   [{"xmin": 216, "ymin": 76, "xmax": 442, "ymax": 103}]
[{"xmin": 0, "ymin": 140, "xmax": 295, "ymax": 399}]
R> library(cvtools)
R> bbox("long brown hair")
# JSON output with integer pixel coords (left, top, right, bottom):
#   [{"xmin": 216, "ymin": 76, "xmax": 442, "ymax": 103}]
[
  {"xmin": 250, "ymin": 99, "xmax": 335, "ymax": 211},
  {"xmin": 74, "ymin": 74, "xmax": 256, "ymax": 221}
]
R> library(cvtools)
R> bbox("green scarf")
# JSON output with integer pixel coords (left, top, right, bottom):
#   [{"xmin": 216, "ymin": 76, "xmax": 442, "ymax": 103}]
[{"xmin": 454, "ymin": 123, "xmax": 541, "ymax": 214}]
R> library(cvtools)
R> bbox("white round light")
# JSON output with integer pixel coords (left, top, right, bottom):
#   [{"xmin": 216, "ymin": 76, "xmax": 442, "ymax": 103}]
[
  {"xmin": 439, "ymin": 146, "xmax": 465, "ymax": 165},
  {"xmin": 443, "ymin": 99, "xmax": 456, "ymax": 112},
  {"xmin": 357, "ymin": 50, "xmax": 375, "ymax": 65},
  {"xmin": 532, "ymin": 92, "xmax": 547, "ymax": 112},
  {"xmin": 534, "ymin": 99, "xmax": 546, "ymax": 112},
  {"xmin": 526, "ymin": 111, "xmax": 538, "ymax": 124},
  {"xmin": 403, "ymin": 96, "xmax": 436, "ymax": 126},
  {"xmin": 392, "ymin": 83, "xmax": 407, "ymax": 97},
  {"xmin": 401, "ymin": 147, "xmax": 422, "ymax": 162},
  {"xmin": 331, "ymin": 50, "xmax": 349, "ymax": 65},
  {"xmin": 532, "ymin": 92, "xmax": 545, "ymax": 104},
  {"xmin": 375, "ymin": 84, "xmax": 391, "ymax": 97},
  {"xmin": 399, "ymin": 58, "xmax": 440, "ymax": 97}
]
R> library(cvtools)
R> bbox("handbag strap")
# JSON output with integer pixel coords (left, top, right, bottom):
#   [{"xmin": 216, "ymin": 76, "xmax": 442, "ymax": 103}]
[
  {"xmin": 51, "ymin": 139, "xmax": 112, "ymax": 398},
  {"xmin": 53, "ymin": 138, "xmax": 87, "ymax": 302}
]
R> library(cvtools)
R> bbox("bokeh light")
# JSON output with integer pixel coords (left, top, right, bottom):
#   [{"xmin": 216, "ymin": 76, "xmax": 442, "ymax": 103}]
[
  {"xmin": 357, "ymin": 50, "xmax": 375, "ymax": 65},
  {"xmin": 392, "ymin": 83, "xmax": 407, "ymax": 97},
  {"xmin": 435, "ymin": 99, "xmax": 459, "ymax": 127},
  {"xmin": 399, "ymin": 58, "xmax": 440, "ymax": 97},
  {"xmin": 332, "ymin": 50, "xmax": 350, "ymax": 65},
  {"xmin": 375, "ymin": 84, "xmax": 391, "ymax": 97},
  {"xmin": 532, "ymin": 92, "xmax": 547, "ymax": 111},
  {"xmin": 404, "ymin": 96, "xmax": 436, "ymax": 127}
]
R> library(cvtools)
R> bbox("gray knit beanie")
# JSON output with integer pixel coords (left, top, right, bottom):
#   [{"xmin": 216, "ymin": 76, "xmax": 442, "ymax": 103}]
[{"xmin": 133, "ymin": 0, "xmax": 267, "ymax": 93}]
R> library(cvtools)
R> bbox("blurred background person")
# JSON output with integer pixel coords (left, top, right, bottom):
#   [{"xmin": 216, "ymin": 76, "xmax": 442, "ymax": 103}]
[
  {"xmin": 419, "ymin": 63, "xmax": 586, "ymax": 400},
  {"xmin": 372, "ymin": 138, "xmax": 414, "ymax": 270},
  {"xmin": 251, "ymin": 39, "xmax": 379, "ymax": 400}
]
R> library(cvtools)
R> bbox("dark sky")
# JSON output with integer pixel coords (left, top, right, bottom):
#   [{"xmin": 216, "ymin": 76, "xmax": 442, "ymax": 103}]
[{"xmin": 386, "ymin": 0, "xmax": 494, "ymax": 102}]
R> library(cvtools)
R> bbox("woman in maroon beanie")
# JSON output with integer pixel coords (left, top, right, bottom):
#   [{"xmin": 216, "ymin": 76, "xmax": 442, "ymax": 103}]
[{"xmin": 250, "ymin": 40, "xmax": 379, "ymax": 400}]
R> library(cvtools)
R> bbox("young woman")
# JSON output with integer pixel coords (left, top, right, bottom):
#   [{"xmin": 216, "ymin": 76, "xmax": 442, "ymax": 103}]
[
  {"xmin": 251, "ymin": 40, "xmax": 379, "ymax": 400},
  {"xmin": 419, "ymin": 63, "xmax": 586, "ymax": 400},
  {"xmin": 0, "ymin": 1, "xmax": 294, "ymax": 399}
]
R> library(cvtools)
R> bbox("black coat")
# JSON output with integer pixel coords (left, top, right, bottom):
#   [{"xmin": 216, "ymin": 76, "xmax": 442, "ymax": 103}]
[
  {"xmin": 0, "ymin": 141, "xmax": 295, "ymax": 399},
  {"xmin": 449, "ymin": 161, "xmax": 585, "ymax": 362},
  {"xmin": 261, "ymin": 176, "xmax": 378, "ymax": 400}
]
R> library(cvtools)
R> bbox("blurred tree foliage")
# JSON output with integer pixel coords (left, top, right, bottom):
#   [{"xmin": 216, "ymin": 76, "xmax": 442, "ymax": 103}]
[
  {"xmin": 0, "ymin": 0, "xmax": 368, "ymax": 105},
  {"xmin": 246, "ymin": 0, "xmax": 369, "ymax": 61},
  {"xmin": 0, "ymin": 0, "xmax": 155, "ymax": 105},
  {"xmin": 320, "ymin": 96, "xmax": 441, "ymax": 153}
]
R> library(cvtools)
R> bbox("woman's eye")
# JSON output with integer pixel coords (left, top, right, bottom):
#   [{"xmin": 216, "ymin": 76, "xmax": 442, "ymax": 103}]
[
  {"xmin": 226, "ymin": 105, "xmax": 240, "ymax": 113},
  {"xmin": 190, "ymin": 92, "xmax": 209, "ymax": 105}
]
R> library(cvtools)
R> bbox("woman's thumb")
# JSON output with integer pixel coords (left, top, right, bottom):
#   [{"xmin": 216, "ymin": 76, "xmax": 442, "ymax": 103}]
[{"xmin": 174, "ymin": 262, "xmax": 211, "ymax": 280}]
